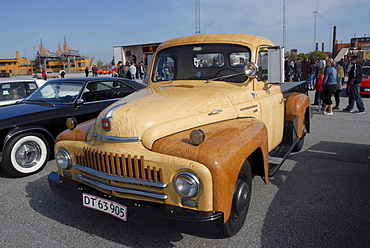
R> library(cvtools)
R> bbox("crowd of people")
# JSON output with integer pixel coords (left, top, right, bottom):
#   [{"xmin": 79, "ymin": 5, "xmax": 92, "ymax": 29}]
[
  {"xmin": 83, "ymin": 62, "xmax": 147, "ymax": 84},
  {"xmin": 285, "ymin": 55, "xmax": 366, "ymax": 115},
  {"xmin": 112, "ymin": 61, "xmax": 147, "ymax": 84}
]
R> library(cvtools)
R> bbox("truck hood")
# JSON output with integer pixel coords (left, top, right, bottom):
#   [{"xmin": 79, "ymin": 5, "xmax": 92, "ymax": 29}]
[{"xmin": 91, "ymin": 83, "xmax": 239, "ymax": 149}]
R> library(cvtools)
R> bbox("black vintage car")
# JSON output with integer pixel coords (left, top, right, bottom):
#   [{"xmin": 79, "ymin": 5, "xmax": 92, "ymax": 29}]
[{"xmin": 0, "ymin": 77, "xmax": 146, "ymax": 177}]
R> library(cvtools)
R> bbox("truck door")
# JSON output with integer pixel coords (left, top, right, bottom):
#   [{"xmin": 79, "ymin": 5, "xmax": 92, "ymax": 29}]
[{"xmin": 254, "ymin": 47, "xmax": 285, "ymax": 152}]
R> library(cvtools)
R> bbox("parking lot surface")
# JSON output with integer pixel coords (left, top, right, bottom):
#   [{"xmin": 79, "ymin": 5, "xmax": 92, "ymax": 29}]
[{"xmin": 0, "ymin": 76, "xmax": 369, "ymax": 247}]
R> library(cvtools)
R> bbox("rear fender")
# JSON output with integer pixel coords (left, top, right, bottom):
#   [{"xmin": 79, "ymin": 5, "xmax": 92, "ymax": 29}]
[
  {"xmin": 152, "ymin": 118, "xmax": 269, "ymax": 222},
  {"xmin": 284, "ymin": 92, "xmax": 311, "ymax": 137}
]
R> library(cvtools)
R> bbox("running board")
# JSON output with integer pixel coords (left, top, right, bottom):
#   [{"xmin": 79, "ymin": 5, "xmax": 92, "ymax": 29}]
[{"xmin": 268, "ymin": 138, "xmax": 299, "ymax": 177}]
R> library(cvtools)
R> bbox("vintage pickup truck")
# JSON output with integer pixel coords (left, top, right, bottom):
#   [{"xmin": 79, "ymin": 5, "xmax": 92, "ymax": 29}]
[{"xmin": 48, "ymin": 34, "xmax": 311, "ymax": 237}]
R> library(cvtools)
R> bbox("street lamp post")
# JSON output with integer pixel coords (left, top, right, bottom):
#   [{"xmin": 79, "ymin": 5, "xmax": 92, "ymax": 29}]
[{"xmin": 313, "ymin": 11, "xmax": 317, "ymax": 51}]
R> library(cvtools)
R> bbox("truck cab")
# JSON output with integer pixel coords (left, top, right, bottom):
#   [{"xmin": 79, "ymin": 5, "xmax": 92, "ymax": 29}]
[{"xmin": 48, "ymin": 34, "xmax": 311, "ymax": 237}]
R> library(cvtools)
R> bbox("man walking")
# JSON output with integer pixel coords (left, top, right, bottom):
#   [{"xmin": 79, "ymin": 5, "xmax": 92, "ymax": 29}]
[
  {"xmin": 129, "ymin": 62, "xmax": 137, "ymax": 81},
  {"xmin": 343, "ymin": 57, "xmax": 365, "ymax": 114}
]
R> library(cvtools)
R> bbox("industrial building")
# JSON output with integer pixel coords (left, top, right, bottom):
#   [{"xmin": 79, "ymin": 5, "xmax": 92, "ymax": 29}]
[{"xmin": 0, "ymin": 38, "xmax": 93, "ymax": 77}]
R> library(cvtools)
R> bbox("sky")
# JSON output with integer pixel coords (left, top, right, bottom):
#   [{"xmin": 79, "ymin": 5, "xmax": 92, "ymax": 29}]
[{"xmin": 1, "ymin": 0, "xmax": 369, "ymax": 64}]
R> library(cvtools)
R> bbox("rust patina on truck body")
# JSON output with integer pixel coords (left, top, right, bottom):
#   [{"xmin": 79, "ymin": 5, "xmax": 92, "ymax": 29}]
[{"xmin": 48, "ymin": 34, "xmax": 311, "ymax": 237}]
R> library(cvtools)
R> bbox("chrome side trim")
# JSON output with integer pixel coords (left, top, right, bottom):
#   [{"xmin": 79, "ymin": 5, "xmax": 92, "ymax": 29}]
[
  {"xmin": 74, "ymin": 164, "xmax": 167, "ymax": 188},
  {"xmin": 240, "ymin": 104, "xmax": 258, "ymax": 111},
  {"xmin": 93, "ymin": 133, "xmax": 140, "ymax": 143},
  {"xmin": 208, "ymin": 110, "xmax": 222, "ymax": 116},
  {"xmin": 105, "ymin": 102, "xmax": 127, "ymax": 118},
  {"xmin": 75, "ymin": 174, "xmax": 168, "ymax": 200}
]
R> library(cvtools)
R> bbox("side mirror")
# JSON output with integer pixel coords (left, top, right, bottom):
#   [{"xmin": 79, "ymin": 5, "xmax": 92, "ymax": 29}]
[
  {"xmin": 244, "ymin": 62, "xmax": 258, "ymax": 78},
  {"xmin": 76, "ymin": 98, "xmax": 84, "ymax": 108}
]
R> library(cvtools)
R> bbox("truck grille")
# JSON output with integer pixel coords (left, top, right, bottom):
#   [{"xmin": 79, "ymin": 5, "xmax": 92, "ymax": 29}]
[{"xmin": 75, "ymin": 147, "xmax": 163, "ymax": 182}]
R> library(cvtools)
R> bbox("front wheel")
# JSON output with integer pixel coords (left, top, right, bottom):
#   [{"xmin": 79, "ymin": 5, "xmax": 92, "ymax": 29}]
[
  {"xmin": 219, "ymin": 160, "xmax": 252, "ymax": 237},
  {"xmin": 1, "ymin": 132, "xmax": 49, "ymax": 177}
]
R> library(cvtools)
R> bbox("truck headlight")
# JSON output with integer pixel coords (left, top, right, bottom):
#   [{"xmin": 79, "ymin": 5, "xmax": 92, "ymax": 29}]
[
  {"xmin": 55, "ymin": 149, "xmax": 72, "ymax": 169},
  {"xmin": 175, "ymin": 172, "xmax": 200, "ymax": 198}
]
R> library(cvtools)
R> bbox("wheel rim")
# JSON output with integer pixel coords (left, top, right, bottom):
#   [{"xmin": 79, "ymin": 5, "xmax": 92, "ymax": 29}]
[
  {"xmin": 232, "ymin": 178, "xmax": 250, "ymax": 220},
  {"xmin": 10, "ymin": 135, "xmax": 47, "ymax": 173},
  {"xmin": 15, "ymin": 140, "xmax": 42, "ymax": 168}
]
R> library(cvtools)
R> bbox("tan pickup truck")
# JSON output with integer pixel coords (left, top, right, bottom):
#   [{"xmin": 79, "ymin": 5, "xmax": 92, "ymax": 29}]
[{"xmin": 48, "ymin": 34, "xmax": 311, "ymax": 237}]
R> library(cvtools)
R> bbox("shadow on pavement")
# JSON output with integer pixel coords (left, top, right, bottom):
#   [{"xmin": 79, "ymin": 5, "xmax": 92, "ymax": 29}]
[
  {"xmin": 261, "ymin": 141, "xmax": 370, "ymax": 247},
  {"xmin": 25, "ymin": 176, "xmax": 183, "ymax": 247}
]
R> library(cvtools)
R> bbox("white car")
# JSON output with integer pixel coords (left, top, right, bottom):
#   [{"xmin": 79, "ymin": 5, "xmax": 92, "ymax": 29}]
[
  {"xmin": 34, "ymin": 71, "xmax": 60, "ymax": 79},
  {"xmin": 0, "ymin": 79, "xmax": 46, "ymax": 106}
]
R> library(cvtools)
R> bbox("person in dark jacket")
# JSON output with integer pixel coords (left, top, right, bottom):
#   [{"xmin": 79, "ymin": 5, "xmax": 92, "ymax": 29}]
[
  {"xmin": 308, "ymin": 60, "xmax": 317, "ymax": 90},
  {"xmin": 343, "ymin": 57, "xmax": 365, "ymax": 114},
  {"xmin": 293, "ymin": 58, "xmax": 302, "ymax": 81},
  {"xmin": 284, "ymin": 57, "xmax": 291, "ymax": 82},
  {"xmin": 301, "ymin": 58, "xmax": 310, "ymax": 83}
]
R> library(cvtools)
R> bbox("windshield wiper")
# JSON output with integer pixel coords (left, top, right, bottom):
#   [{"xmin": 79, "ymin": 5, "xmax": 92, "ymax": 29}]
[
  {"xmin": 25, "ymin": 99, "xmax": 55, "ymax": 107},
  {"xmin": 206, "ymin": 72, "xmax": 244, "ymax": 83}
]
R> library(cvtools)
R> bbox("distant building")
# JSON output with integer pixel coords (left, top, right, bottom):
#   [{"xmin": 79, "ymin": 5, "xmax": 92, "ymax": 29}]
[
  {"xmin": 34, "ymin": 38, "xmax": 94, "ymax": 74},
  {"xmin": 0, "ymin": 38, "xmax": 93, "ymax": 77},
  {"xmin": 332, "ymin": 27, "xmax": 370, "ymax": 61},
  {"xmin": 0, "ymin": 51, "xmax": 33, "ymax": 77},
  {"xmin": 113, "ymin": 42, "xmax": 161, "ymax": 67}
]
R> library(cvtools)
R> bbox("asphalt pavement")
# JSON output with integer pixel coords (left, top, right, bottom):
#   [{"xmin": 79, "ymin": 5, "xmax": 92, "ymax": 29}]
[{"xmin": 0, "ymin": 77, "xmax": 369, "ymax": 247}]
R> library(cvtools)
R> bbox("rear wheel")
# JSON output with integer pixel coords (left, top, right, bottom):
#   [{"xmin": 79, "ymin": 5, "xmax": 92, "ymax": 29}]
[
  {"xmin": 1, "ymin": 132, "xmax": 49, "ymax": 177},
  {"xmin": 292, "ymin": 122, "xmax": 307, "ymax": 152},
  {"xmin": 219, "ymin": 160, "xmax": 252, "ymax": 237}
]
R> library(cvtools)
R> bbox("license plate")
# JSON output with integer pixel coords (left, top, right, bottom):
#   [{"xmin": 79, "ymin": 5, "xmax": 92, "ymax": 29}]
[
  {"xmin": 82, "ymin": 193, "xmax": 127, "ymax": 221},
  {"xmin": 364, "ymin": 88, "xmax": 370, "ymax": 92}
]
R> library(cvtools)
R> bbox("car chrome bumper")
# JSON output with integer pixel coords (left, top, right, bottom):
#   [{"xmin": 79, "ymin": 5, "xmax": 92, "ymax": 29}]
[{"xmin": 48, "ymin": 171, "xmax": 224, "ymax": 235}]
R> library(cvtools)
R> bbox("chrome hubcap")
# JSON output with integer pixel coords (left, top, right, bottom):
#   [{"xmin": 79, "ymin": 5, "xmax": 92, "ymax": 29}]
[{"xmin": 15, "ymin": 141, "xmax": 41, "ymax": 168}]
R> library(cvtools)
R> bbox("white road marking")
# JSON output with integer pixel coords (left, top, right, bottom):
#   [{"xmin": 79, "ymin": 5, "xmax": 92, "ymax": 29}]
[{"xmin": 307, "ymin": 149, "xmax": 337, "ymax": 155}]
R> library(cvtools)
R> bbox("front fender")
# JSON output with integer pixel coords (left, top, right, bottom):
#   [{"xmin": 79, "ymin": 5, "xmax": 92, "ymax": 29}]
[
  {"xmin": 55, "ymin": 119, "xmax": 96, "ymax": 144},
  {"xmin": 3, "ymin": 126, "xmax": 54, "ymax": 149},
  {"xmin": 152, "ymin": 118, "xmax": 269, "ymax": 222}
]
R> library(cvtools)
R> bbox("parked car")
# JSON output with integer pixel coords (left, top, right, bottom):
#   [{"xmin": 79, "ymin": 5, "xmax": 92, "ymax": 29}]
[
  {"xmin": 34, "ymin": 71, "xmax": 60, "ymax": 79},
  {"xmin": 0, "ymin": 79, "xmax": 46, "ymax": 106},
  {"xmin": 0, "ymin": 77, "xmax": 146, "ymax": 177},
  {"xmin": 97, "ymin": 69, "xmax": 112, "ymax": 75},
  {"xmin": 360, "ymin": 66, "xmax": 370, "ymax": 95}
]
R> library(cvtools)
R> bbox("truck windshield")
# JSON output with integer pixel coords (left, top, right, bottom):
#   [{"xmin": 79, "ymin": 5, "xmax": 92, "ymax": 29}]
[{"xmin": 152, "ymin": 44, "xmax": 251, "ymax": 83}]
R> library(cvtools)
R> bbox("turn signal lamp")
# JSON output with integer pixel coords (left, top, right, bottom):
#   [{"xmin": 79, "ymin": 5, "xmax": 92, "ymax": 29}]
[{"xmin": 66, "ymin": 117, "xmax": 77, "ymax": 130}]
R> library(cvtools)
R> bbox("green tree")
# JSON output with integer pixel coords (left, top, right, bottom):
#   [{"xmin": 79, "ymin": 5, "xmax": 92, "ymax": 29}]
[
  {"xmin": 284, "ymin": 51, "xmax": 297, "ymax": 61},
  {"xmin": 308, "ymin": 51, "xmax": 327, "ymax": 61},
  {"xmin": 96, "ymin": 60, "xmax": 104, "ymax": 69},
  {"xmin": 297, "ymin": 53, "xmax": 307, "ymax": 61}
]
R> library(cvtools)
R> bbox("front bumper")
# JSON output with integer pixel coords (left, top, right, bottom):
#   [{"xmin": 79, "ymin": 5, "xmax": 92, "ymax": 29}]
[
  {"xmin": 360, "ymin": 87, "xmax": 370, "ymax": 94},
  {"xmin": 48, "ymin": 171, "xmax": 224, "ymax": 235}
]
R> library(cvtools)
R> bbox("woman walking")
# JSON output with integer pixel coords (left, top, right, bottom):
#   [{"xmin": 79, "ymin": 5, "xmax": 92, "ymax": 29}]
[{"xmin": 322, "ymin": 58, "xmax": 337, "ymax": 116}]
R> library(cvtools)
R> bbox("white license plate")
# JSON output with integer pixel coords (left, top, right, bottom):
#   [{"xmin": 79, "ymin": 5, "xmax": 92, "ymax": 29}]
[
  {"xmin": 364, "ymin": 88, "xmax": 370, "ymax": 92},
  {"xmin": 82, "ymin": 193, "xmax": 127, "ymax": 221}
]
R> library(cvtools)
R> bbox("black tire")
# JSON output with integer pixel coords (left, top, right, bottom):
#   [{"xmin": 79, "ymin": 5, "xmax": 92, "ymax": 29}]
[
  {"xmin": 1, "ymin": 132, "xmax": 49, "ymax": 177},
  {"xmin": 292, "ymin": 122, "xmax": 307, "ymax": 152},
  {"xmin": 219, "ymin": 160, "xmax": 252, "ymax": 237}
]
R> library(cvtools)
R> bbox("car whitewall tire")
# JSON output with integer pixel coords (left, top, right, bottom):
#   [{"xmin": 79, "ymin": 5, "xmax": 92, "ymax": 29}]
[{"xmin": 2, "ymin": 132, "xmax": 49, "ymax": 177}]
